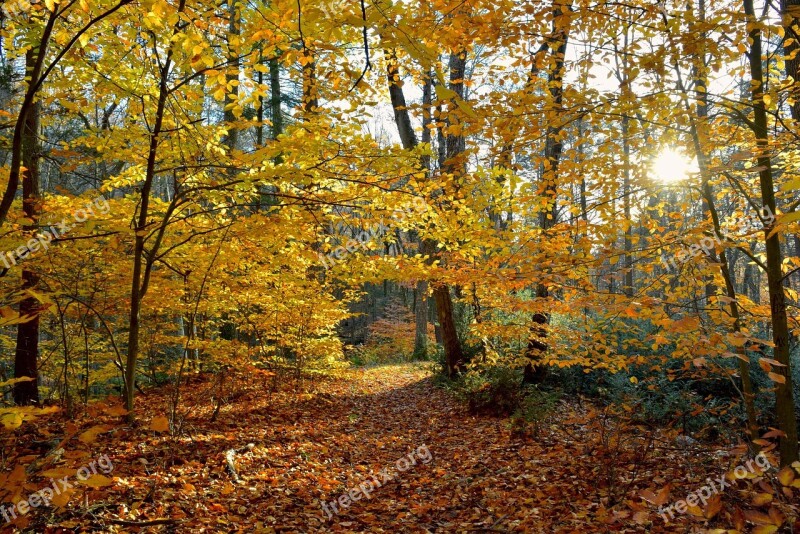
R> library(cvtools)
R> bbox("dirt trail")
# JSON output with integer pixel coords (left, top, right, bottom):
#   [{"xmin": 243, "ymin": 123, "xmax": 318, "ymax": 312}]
[
  {"xmin": 25, "ymin": 364, "xmax": 717, "ymax": 532},
  {"xmin": 131, "ymin": 365, "xmax": 653, "ymax": 533}
]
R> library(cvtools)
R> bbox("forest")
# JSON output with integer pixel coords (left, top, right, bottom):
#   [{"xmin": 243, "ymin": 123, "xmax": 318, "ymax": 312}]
[{"xmin": 1, "ymin": 0, "xmax": 800, "ymax": 531}]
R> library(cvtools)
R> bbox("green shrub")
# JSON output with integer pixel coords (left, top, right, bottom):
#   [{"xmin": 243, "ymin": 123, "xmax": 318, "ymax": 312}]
[
  {"xmin": 455, "ymin": 367, "xmax": 523, "ymax": 416},
  {"xmin": 510, "ymin": 385, "xmax": 561, "ymax": 438}
]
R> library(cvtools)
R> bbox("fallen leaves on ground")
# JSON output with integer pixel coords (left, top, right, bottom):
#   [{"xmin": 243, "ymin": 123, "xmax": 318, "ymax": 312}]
[{"xmin": 1, "ymin": 364, "xmax": 798, "ymax": 533}]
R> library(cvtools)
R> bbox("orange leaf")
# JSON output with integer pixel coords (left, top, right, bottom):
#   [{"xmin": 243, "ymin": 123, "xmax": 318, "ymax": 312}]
[
  {"xmin": 733, "ymin": 507, "xmax": 746, "ymax": 530},
  {"xmin": 744, "ymin": 509, "xmax": 774, "ymax": 525},
  {"xmin": 655, "ymin": 484, "xmax": 671, "ymax": 505},
  {"xmin": 639, "ymin": 485, "xmax": 670, "ymax": 505},
  {"xmin": 8, "ymin": 464, "xmax": 26, "ymax": 484},
  {"xmin": 149, "ymin": 416, "xmax": 169, "ymax": 433},
  {"xmin": 767, "ymin": 372, "xmax": 786, "ymax": 384},
  {"xmin": 767, "ymin": 506, "xmax": 785, "ymax": 525},
  {"xmin": 103, "ymin": 404, "xmax": 128, "ymax": 416},
  {"xmin": 638, "ymin": 488, "xmax": 658, "ymax": 504},
  {"xmin": 704, "ymin": 494, "xmax": 722, "ymax": 519}
]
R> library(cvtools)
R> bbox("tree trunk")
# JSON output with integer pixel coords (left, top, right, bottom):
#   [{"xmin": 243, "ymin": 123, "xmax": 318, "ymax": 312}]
[
  {"xmin": 744, "ymin": 0, "xmax": 799, "ymax": 465},
  {"xmin": 524, "ymin": 0, "xmax": 572, "ymax": 383},
  {"xmin": 622, "ymin": 112, "xmax": 633, "ymax": 297},
  {"xmin": 13, "ymin": 48, "xmax": 41, "ymax": 406},
  {"xmin": 302, "ymin": 50, "xmax": 318, "ymax": 115},
  {"xmin": 414, "ymin": 281, "xmax": 429, "ymax": 358},
  {"xmin": 420, "ymin": 241, "xmax": 462, "ymax": 376},
  {"xmin": 616, "ymin": 21, "xmax": 634, "ymax": 297},
  {"xmin": 434, "ymin": 50, "xmax": 468, "ymax": 376},
  {"xmin": 0, "ymin": 9, "xmax": 56, "ymax": 228},
  {"xmin": 270, "ymin": 57, "xmax": 283, "ymax": 138},
  {"xmin": 782, "ymin": 0, "xmax": 800, "ymax": 121},
  {"xmin": 413, "ymin": 73, "xmax": 433, "ymax": 359}
]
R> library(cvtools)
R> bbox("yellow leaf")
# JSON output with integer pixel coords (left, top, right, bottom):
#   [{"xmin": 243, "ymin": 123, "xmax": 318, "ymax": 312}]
[
  {"xmin": 686, "ymin": 503, "xmax": 704, "ymax": 517},
  {"xmin": 79, "ymin": 425, "xmax": 111, "ymax": 444},
  {"xmin": 434, "ymin": 85, "xmax": 458, "ymax": 101},
  {"xmin": 0, "ymin": 376, "xmax": 34, "ymax": 388},
  {"xmin": 778, "ymin": 211, "xmax": 800, "ymax": 226},
  {"xmin": 455, "ymin": 98, "xmax": 478, "ymax": 119},
  {"xmin": 753, "ymin": 493, "xmax": 773, "ymax": 506},
  {"xmin": 51, "ymin": 489, "xmax": 74, "ymax": 508},
  {"xmin": 80, "ymin": 474, "xmax": 114, "ymax": 488},
  {"xmin": 0, "ymin": 412, "xmax": 23, "ymax": 430},
  {"xmin": 40, "ymin": 468, "xmax": 76, "ymax": 478},
  {"xmin": 781, "ymin": 178, "xmax": 800, "ymax": 191},
  {"xmin": 777, "ymin": 466, "xmax": 795, "ymax": 486}
]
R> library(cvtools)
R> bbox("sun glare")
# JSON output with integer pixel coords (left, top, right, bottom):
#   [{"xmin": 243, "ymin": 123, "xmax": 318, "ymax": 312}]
[{"xmin": 651, "ymin": 148, "xmax": 697, "ymax": 184}]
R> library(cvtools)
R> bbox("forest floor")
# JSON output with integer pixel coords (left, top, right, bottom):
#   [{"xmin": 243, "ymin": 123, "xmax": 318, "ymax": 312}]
[{"xmin": 5, "ymin": 363, "xmax": 799, "ymax": 533}]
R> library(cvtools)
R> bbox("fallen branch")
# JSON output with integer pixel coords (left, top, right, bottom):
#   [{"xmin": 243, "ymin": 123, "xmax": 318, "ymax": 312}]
[
  {"xmin": 225, "ymin": 443, "xmax": 255, "ymax": 483},
  {"xmin": 225, "ymin": 448, "xmax": 240, "ymax": 482}
]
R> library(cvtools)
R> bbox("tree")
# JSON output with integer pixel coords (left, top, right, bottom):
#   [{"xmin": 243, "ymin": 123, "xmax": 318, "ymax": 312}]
[
  {"xmin": 524, "ymin": 0, "xmax": 573, "ymax": 383},
  {"xmin": 384, "ymin": 46, "xmax": 463, "ymax": 375},
  {"xmin": 742, "ymin": 0, "xmax": 798, "ymax": 465},
  {"xmin": 12, "ymin": 49, "xmax": 41, "ymax": 406}
]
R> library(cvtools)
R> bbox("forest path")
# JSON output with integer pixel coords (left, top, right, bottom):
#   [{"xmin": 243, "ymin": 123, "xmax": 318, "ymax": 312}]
[
  {"xmin": 141, "ymin": 363, "xmax": 658, "ymax": 533},
  {"xmin": 40, "ymin": 364, "xmax": 708, "ymax": 532}
]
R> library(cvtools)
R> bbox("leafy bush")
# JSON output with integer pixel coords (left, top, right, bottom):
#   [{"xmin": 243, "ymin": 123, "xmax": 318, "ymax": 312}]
[
  {"xmin": 510, "ymin": 385, "xmax": 561, "ymax": 438},
  {"xmin": 547, "ymin": 364, "xmax": 732, "ymax": 438},
  {"xmin": 455, "ymin": 367, "xmax": 524, "ymax": 416},
  {"xmin": 443, "ymin": 365, "xmax": 562, "ymax": 440}
]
